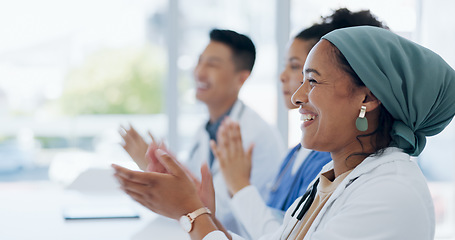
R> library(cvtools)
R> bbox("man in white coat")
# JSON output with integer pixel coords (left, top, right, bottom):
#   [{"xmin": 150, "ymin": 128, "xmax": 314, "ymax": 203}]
[{"xmin": 120, "ymin": 29, "xmax": 284, "ymax": 237}]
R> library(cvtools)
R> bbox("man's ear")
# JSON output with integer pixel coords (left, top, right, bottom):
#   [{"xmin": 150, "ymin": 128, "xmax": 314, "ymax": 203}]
[
  {"xmin": 238, "ymin": 70, "xmax": 250, "ymax": 85},
  {"xmin": 362, "ymin": 90, "xmax": 381, "ymax": 112},
  {"xmin": 234, "ymin": 70, "xmax": 250, "ymax": 92}
]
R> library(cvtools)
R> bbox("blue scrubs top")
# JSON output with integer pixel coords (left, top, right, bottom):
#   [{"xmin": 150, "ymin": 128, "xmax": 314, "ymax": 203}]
[{"xmin": 266, "ymin": 144, "xmax": 332, "ymax": 211}]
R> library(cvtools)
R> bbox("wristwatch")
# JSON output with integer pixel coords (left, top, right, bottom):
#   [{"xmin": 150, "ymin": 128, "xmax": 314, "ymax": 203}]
[{"xmin": 179, "ymin": 207, "xmax": 211, "ymax": 233}]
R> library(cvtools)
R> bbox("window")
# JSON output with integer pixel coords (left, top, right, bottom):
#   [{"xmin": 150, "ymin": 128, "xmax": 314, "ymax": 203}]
[{"xmin": 0, "ymin": 0, "xmax": 168, "ymax": 182}]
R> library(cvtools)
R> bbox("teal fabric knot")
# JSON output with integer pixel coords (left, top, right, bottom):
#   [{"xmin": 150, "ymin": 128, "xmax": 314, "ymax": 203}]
[
  {"xmin": 322, "ymin": 26, "xmax": 455, "ymax": 156},
  {"xmin": 390, "ymin": 121, "xmax": 422, "ymax": 156}
]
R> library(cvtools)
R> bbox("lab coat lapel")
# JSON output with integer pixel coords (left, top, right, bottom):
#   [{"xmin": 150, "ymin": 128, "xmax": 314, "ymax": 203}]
[
  {"xmin": 229, "ymin": 100, "xmax": 244, "ymax": 122},
  {"xmin": 187, "ymin": 126, "xmax": 211, "ymax": 179}
]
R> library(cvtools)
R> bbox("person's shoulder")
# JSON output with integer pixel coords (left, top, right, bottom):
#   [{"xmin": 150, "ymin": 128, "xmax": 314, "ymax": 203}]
[
  {"xmin": 321, "ymin": 172, "xmax": 434, "ymax": 239},
  {"xmin": 240, "ymin": 104, "xmax": 269, "ymax": 123},
  {"xmin": 342, "ymin": 148, "xmax": 431, "ymax": 206},
  {"xmin": 235, "ymin": 101, "xmax": 284, "ymax": 149},
  {"xmin": 342, "ymin": 170, "xmax": 434, "ymax": 236},
  {"xmin": 238, "ymin": 104, "xmax": 277, "ymax": 130},
  {"xmin": 351, "ymin": 147, "xmax": 414, "ymax": 177},
  {"xmin": 315, "ymin": 148, "xmax": 434, "ymax": 239},
  {"xmin": 352, "ymin": 171, "xmax": 428, "ymax": 200},
  {"xmin": 345, "ymin": 158, "xmax": 432, "ymax": 212}
]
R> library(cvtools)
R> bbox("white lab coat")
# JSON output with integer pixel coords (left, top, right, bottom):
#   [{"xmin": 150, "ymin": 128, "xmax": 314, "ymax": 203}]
[
  {"xmin": 204, "ymin": 147, "xmax": 435, "ymax": 240},
  {"xmin": 186, "ymin": 99, "xmax": 285, "ymax": 237},
  {"xmin": 229, "ymin": 148, "xmax": 313, "ymax": 240}
]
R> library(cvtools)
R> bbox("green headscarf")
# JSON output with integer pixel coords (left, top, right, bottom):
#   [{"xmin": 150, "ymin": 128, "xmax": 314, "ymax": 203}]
[{"xmin": 322, "ymin": 26, "xmax": 455, "ymax": 156}]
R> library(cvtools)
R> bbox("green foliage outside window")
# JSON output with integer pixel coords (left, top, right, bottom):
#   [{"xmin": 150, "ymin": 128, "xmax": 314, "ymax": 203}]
[{"xmin": 58, "ymin": 45, "xmax": 165, "ymax": 115}]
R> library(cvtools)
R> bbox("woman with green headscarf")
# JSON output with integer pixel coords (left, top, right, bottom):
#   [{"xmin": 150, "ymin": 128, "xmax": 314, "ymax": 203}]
[{"xmin": 112, "ymin": 26, "xmax": 455, "ymax": 240}]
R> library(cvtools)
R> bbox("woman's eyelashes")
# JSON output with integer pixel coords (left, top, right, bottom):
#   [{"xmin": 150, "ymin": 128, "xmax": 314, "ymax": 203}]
[
  {"xmin": 300, "ymin": 78, "xmax": 317, "ymax": 86},
  {"xmin": 308, "ymin": 78, "xmax": 317, "ymax": 85}
]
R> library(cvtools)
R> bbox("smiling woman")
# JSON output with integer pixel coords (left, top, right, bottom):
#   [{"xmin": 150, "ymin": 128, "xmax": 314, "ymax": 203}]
[
  {"xmin": 293, "ymin": 39, "xmax": 392, "ymax": 171},
  {"xmin": 286, "ymin": 26, "xmax": 455, "ymax": 239},
  {"xmin": 294, "ymin": 43, "xmax": 379, "ymax": 166}
]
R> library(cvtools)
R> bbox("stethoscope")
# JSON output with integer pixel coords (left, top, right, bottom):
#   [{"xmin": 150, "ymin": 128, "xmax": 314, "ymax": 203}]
[
  {"xmin": 279, "ymin": 178, "xmax": 319, "ymax": 239},
  {"xmin": 290, "ymin": 175, "xmax": 359, "ymax": 221},
  {"xmin": 291, "ymin": 177, "xmax": 320, "ymax": 220},
  {"xmin": 269, "ymin": 144, "xmax": 302, "ymax": 192}
]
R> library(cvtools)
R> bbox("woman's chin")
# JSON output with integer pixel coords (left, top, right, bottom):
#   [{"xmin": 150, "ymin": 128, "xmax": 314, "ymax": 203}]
[{"xmin": 300, "ymin": 138, "xmax": 312, "ymax": 150}]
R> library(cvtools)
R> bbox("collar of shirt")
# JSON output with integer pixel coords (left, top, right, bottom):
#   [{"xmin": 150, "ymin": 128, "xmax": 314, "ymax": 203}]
[
  {"xmin": 205, "ymin": 104, "xmax": 234, "ymax": 168},
  {"xmin": 205, "ymin": 105, "xmax": 234, "ymax": 141}
]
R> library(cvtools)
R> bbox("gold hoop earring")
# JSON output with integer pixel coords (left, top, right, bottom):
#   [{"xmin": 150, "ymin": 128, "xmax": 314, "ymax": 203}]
[{"xmin": 355, "ymin": 106, "xmax": 368, "ymax": 131}]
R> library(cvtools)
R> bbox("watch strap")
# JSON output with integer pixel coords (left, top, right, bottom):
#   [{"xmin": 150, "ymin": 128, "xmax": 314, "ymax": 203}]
[{"xmin": 187, "ymin": 207, "xmax": 211, "ymax": 222}]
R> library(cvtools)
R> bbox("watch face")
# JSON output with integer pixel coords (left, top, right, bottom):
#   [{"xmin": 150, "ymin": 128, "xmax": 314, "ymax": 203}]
[{"xmin": 179, "ymin": 215, "xmax": 192, "ymax": 232}]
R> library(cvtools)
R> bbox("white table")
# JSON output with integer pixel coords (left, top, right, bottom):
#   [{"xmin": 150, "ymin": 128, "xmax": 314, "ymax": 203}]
[
  {"xmin": 3, "ymin": 179, "xmax": 453, "ymax": 240},
  {"xmin": 0, "ymin": 181, "xmax": 190, "ymax": 240}
]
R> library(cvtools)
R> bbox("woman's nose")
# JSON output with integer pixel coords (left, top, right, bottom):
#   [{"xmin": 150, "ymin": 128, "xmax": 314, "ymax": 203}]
[{"xmin": 291, "ymin": 81, "xmax": 308, "ymax": 106}]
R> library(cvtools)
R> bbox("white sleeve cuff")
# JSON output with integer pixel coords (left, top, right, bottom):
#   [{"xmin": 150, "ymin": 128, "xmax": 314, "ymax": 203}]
[
  {"xmin": 232, "ymin": 185, "xmax": 256, "ymax": 203},
  {"xmin": 202, "ymin": 230, "xmax": 230, "ymax": 240}
]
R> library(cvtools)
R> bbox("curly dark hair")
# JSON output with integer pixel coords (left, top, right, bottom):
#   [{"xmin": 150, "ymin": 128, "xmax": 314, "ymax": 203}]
[{"xmin": 295, "ymin": 8, "xmax": 389, "ymax": 50}]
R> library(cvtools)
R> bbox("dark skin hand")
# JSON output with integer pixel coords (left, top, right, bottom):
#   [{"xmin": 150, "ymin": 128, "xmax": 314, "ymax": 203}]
[
  {"xmin": 113, "ymin": 149, "xmax": 206, "ymax": 219},
  {"xmin": 112, "ymin": 149, "xmax": 232, "ymax": 239}
]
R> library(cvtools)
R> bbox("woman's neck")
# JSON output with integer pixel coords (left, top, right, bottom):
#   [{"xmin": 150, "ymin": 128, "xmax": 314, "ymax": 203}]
[{"xmin": 330, "ymin": 137, "xmax": 375, "ymax": 178}]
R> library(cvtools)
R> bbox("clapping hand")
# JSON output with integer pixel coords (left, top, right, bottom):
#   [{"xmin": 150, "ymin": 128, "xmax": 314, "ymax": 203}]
[
  {"xmin": 113, "ymin": 149, "xmax": 205, "ymax": 219},
  {"xmin": 119, "ymin": 124, "xmax": 153, "ymax": 171},
  {"xmin": 210, "ymin": 117, "xmax": 254, "ymax": 196},
  {"xmin": 113, "ymin": 148, "xmax": 216, "ymax": 216},
  {"xmin": 119, "ymin": 124, "xmax": 174, "ymax": 173}
]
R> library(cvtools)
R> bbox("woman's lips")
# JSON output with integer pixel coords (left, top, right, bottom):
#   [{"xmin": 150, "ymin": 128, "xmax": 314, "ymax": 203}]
[{"xmin": 299, "ymin": 110, "xmax": 317, "ymax": 128}]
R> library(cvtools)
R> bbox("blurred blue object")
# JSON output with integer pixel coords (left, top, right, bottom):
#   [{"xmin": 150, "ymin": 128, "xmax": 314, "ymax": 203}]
[
  {"xmin": 0, "ymin": 140, "xmax": 48, "ymax": 181},
  {"xmin": 0, "ymin": 140, "xmax": 32, "ymax": 173}
]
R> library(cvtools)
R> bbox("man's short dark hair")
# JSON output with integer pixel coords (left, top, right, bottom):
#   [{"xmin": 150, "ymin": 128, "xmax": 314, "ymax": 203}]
[{"xmin": 209, "ymin": 29, "xmax": 256, "ymax": 72}]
